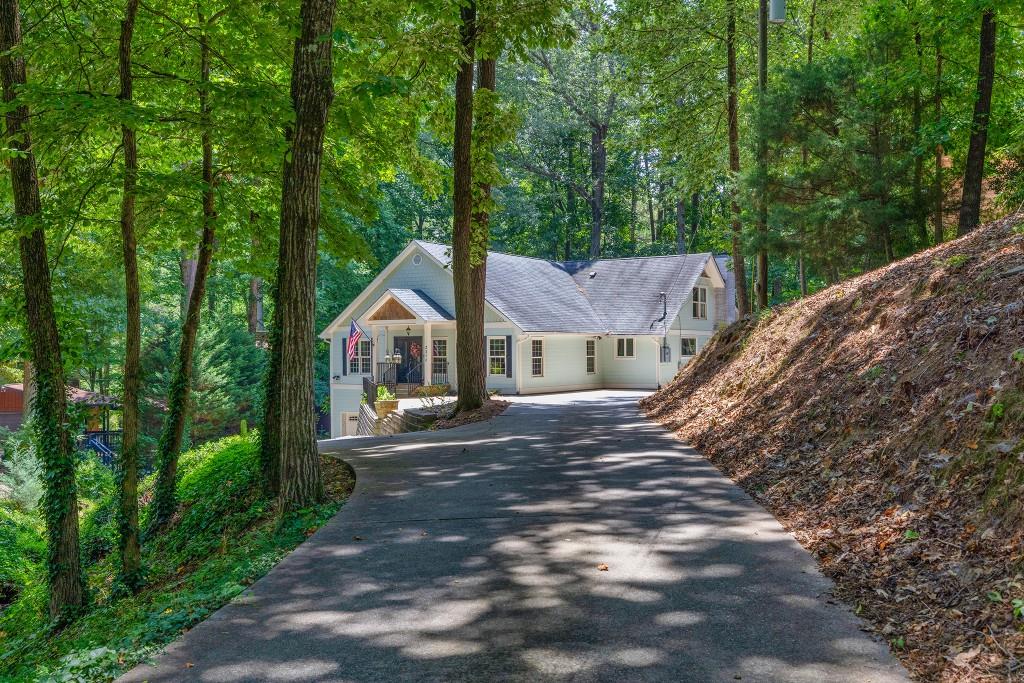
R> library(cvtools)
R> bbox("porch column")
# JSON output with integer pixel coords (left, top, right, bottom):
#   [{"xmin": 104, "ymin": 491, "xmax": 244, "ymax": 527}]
[{"xmin": 424, "ymin": 322, "xmax": 433, "ymax": 386}]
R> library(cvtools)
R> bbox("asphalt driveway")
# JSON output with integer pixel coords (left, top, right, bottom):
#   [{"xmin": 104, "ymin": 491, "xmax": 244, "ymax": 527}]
[{"xmin": 121, "ymin": 390, "xmax": 907, "ymax": 682}]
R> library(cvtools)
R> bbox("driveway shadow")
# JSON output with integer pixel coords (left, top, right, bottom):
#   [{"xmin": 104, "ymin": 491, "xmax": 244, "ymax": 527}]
[{"xmin": 120, "ymin": 391, "xmax": 907, "ymax": 683}]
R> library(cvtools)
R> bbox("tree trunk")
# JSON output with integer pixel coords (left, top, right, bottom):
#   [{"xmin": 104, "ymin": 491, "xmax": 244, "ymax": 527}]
[
  {"xmin": 629, "ymin": 153, "xmax": 638, "ymax": 248},
  {"xmin": 689, "ymin": 191, "xmax": 700, "ymax": 247},
  {"xmin": 589, "ymin": 123, "xmax": 607, "ymax": 258},
  {"xmin": 117, "ymin": 0, "xmax": 142, "ymax": 592},
  {"xmin": 727, "ymin": 0, "xmax": 749, "ymax": 318},
  {"xmin": 566, "ymin": 142, "xmax": 575, "ymax": 260},
  {"xmin": 260, "ymin": 277, "xmax": 281, "ymax": 497},
  {"xmin": 247, "ymin": 277, "xmax": 264, "ymax": 335},
  {"xmin": 958, "ymin": 9, "xmax": 996, "ymax": 236},
  {"xmin": 643, "ymin": 154, "xmax": 656, "ymax": 244},
  {"xmin": 933, "ymin": 37, "xmax": 944, "ymax": 245},
  {"xmin": 675, "ymin": 196, "xmax": 686, "ymax": 254},
  {"xmin": 755, "ymin": 0, "xmax": 769, "ymax": 310},
  {"xmin": 180, "ymin": 256, "xmax": 197, "ymax": 319},
  {"xmin": 452, "ymin": 1, "xmax": 487, "ymax": 413},
  {"xmin": 151, "ymin": 26, "xmax": 218, "ymax": 528},
  {"xmin": 912, "ymin": 29, "xmax": 927, "ymax": 247},
  {"xmin": 0, "ymin": 0, "xmax": 85, "ymax": 619},
  {"xmin": 276, "ymin": 0, "xmax": 336, "ymax": 511}
]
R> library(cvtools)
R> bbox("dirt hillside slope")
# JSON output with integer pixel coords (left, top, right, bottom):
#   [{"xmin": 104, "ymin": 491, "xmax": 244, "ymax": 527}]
[{"xmin": 643, "ymin": 214, "xmax": 1024, "ymax": 682}]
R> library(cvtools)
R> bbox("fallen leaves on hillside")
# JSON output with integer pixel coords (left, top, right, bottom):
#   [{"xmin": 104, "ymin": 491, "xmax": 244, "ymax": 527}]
[{"xmin": 643, "ymin": 214, "xmax": 1024, "ymax": 682}]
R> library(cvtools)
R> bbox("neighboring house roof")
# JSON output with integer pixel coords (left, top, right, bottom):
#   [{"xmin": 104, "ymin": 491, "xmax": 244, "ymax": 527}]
[
  {"xmin": 1, "ymin": 384, "xmax": 120, "ymax": 408},
  {"xmin": 384, "ymin": 288, "xmax": 454, "ymax": 321},
  {"xmin": 416, "ymin": 241, "xmax": 726, "ymax": 335}
]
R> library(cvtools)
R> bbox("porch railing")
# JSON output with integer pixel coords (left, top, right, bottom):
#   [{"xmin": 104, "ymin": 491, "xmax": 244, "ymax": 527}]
[
  {"xmin": 362, "ymin": 375, "xmax": 378, "ymax": 410},
  {"xmin": 375, "ymin": 362, "xmax": 398, "ymax": 396},
  {"xmin": 431, "ymin": 360, "xmax": 450, "ymax": 387},
  {"xmin": 78, "ymin": 429, "xmax": 121, "ymax": 466}
]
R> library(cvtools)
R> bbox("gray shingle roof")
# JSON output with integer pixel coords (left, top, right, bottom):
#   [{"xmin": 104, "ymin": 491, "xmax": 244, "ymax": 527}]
[
  {"xmin": 387, "ymin": 288, "xmax": 454, "ymax": 321},
  {"xmin": 416, "ymin": 241, "xmax": 726, "ymax": 335}
]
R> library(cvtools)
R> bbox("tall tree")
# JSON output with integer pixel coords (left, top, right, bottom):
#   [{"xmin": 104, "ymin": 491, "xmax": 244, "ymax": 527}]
[
  {"xmin": 933, "ymin": 34, "xmax": 944, "ymax": 245},
  {"xmin": 727, "ymin": 0, "xmax": 750, "ymax": 317},
  {"xmin": 117, "ymin": 0, "xmax": 143, "ymax": 591},
  {"xmin": 754, "ymin": 0, "xmax": 769, "ymax": 310},
  {"xmin": 957, "ymin": 8, "xmax": 997, "ymax": 236},
  {"xmin": 151, "ymin": 21, "xmax": 219, "ymax": 528},
  {"xmin": 276, "ymin": 0, "xmax": 337, "ymax": 510},
  {"xmin": 453, "ymin": 0, "xmax": 487, "ymax": 413},
  {"xmin": 0, "ymin": 0, "xmax": 85, "ymax": 619}
]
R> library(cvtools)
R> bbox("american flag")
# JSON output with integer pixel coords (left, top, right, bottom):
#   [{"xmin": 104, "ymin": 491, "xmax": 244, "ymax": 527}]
[{"xmin": 346, "ymin": 320, "xmax": 364, "ymax": 361}]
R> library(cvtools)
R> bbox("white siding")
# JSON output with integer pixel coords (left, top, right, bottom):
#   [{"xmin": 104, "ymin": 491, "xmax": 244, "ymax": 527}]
[{"xmin": 518, "ymin": 335, "xmax": 603, "ymax": 394}]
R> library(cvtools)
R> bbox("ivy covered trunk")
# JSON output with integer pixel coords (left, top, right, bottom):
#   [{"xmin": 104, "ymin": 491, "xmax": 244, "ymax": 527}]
[
  {"xmin": 0, "ymin": 0, "xmax": 86, "ymax": 619},
  {"xmin": 276, "ymin": 0, "xmax": 336, "ymax": 511},
  {"xmin": 151, "ymin": 27, "xmax": 218, "ymax": 528},
  {"xmin": 117, "ymin": 0, "xmax": 143, "ymax": 589},
  {"xmin": 260, "ymin": 278, "xmax": 282, "ymax": 497},
  {"xmin": 452, "ymin": 1, "xmax": 487, "ymax": 414},
  {"xmin": 958, "ymin": 9, "xmax": 997, "ymax": 237}
]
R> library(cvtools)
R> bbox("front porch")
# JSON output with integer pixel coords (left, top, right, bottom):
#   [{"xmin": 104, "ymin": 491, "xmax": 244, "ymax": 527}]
[{"xmin": 360, "ymin": 287, "xmax": 458, "ymax": 397}]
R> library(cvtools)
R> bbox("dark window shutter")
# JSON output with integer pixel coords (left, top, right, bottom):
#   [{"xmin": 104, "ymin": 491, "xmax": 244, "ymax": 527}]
[
  {"xmin": 505, "ymin": 335, "xmax": 513, "ymax": 378},
  {"xmin": 341, "ymin": 337, "xmax": 347, "ymax": 376}
]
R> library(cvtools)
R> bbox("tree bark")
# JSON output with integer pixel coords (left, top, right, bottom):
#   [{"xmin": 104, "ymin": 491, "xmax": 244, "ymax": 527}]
[
  {"xmin": 151, "ymin": 24, "xmax": 218, "ymax": 528},
  {"xmin": 117, "ymin": 0, "xmax": 142, "ymax": 592},
  {"xmin": 726, "ymin": 0, "xmax": 750, "ymax": 317},
  {"xmin": 933, "ymin": 37, "xmax": 944, "ymax": 245},
  {"xmin": 452, "ymin": 1, "xmax": 486, "ymax": 413},
  {"xmin": 755, "ymin": 0, "xmax": 769, "ymax": 310},
  {"xmin": 260, "ymin": 277, "xmax": 281, "ymax": 497},
  {"xmin": 276, "ymin": 0, "xmax": 336, "ymax": 511},
  {"xmin": 643, "ymin": 154, "xmax": 656, "ymax": 244},
  {"xmin": 958, "ymin": 9, "xmax": 996, "ymax": 236},
  {"xmin": 0, "ymin": 0, "xmax": 85, "ymax": 620},
  {"xmin": 689, "ymin": 191, "xmax": 700, "ymax": 247},
  {"xmin": 589, "ymin": 123, "xmax": 607, "ymax": 258},
  {"xmin": 912, "ymin": 29, "xmax": 927, "ymax": 247},
  {"xmin": 675, "ymin": 196, "xmax": 686, "ymax": 254},
  {"xmin": 247, "ymin": 277, "xmax": 265, "ymax": 335}
]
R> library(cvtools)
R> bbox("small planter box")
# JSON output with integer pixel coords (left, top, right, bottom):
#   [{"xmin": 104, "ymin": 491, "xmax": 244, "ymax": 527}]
[{"xmin": 375, "ymin": 399, "xmax": 399, "ymax": 419}]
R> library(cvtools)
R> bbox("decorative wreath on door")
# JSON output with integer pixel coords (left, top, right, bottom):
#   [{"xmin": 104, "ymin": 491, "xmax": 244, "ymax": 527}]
[{"xmin": 409, "ymin": 342, "xmax": 421, "ymax": 359}]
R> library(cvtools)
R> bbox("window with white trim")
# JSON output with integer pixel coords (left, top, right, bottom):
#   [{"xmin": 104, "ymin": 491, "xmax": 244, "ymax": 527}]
[
  {"xmin": 681, "ymin": 337, "xmax": 697, "ymax": 357},
  {"xmin": 349, "ymin": 339, "xmax": 371, "ymax": 374},
  {"xmin": 615, "ymin": 337, "xmax": 635, "ymax": 358},
  {"xmin": 692, "ymin": 286, "xmax": 708, "ymax": 319},
  {"xmin": 586, "ymin": 339, "xmax": 596, "ymax": 374},
  {"xmin": 431, "ymin": 339, "xmax": 448, "ymax": 377},
  {"xmin": 531, "ymin": 339, "xmax": 544, "ymax": 377},
  {"xmin": 488, "ymin": 337, "xmax": 506, "ymax": 376}
]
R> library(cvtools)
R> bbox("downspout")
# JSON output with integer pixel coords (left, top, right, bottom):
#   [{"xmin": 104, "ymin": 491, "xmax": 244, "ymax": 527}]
[
  {"xmin": 652, "ymin": 338, "xmax": 662, "ymax": 389},
  {"xmin": 515, "ymin": 335, "xmax": 529, "ymax": 395}
]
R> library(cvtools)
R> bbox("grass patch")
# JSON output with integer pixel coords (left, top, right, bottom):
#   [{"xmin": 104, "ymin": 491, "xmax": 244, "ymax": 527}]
[{"xmin": 0, "ymin": 433, "xmax": 353, "ymax": 682}]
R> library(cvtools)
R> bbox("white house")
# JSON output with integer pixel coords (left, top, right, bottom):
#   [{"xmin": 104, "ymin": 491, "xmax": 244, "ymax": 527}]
[{"xmin": 319, "ymin": 240, "xmax": 737, "ymax": 437}]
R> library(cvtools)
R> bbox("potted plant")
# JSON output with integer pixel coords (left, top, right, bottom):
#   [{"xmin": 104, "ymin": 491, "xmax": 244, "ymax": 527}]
[{"xmin": 375, "ymin": 384, "xmax": 399, "ymax": 418}]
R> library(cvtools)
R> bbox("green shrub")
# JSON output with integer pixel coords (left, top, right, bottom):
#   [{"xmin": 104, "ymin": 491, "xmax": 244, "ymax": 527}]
[
  {"xmin": 0, "ymin": 430, "xmax": 346, "ymax": 682},
  {"xmin": 0, "ymin": 501, "xmax": 45, "ymax": 609},
  {"xmin": 376, "ymin": 384, "xmax": 396, "ymax": 401},
  {"xmin": 0, "ymin": 429, "xmax": 42, "ymax": 511}
]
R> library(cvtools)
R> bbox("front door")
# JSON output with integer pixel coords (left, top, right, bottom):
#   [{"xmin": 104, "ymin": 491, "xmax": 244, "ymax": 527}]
[{"xmin": 392, "ymin": 336, "xmax": 424, "ymax": 384}]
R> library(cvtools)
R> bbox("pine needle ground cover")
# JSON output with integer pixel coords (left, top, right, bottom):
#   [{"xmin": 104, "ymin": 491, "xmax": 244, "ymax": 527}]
[
  {"xmin": 0, "ymin": 433, "xmax": 354, "ymax": 682},
  {"xmin": 643, "ymin": 214, "xmax": 1024, "ymax": 682}
]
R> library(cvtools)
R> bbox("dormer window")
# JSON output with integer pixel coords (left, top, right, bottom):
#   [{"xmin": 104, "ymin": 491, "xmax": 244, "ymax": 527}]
[{"xmin": 692, "ymin": 287, "xmax": 708, "ymax": 320}]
